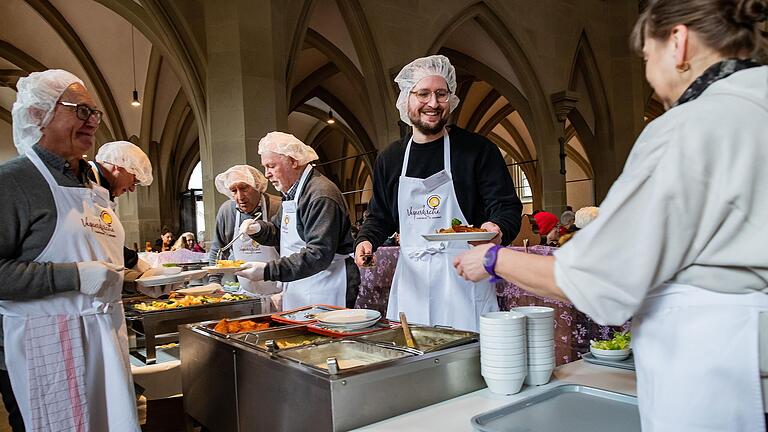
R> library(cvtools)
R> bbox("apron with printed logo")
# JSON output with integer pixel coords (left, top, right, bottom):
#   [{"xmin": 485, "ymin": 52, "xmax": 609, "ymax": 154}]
[
  {"xmin": 387, "ymin": 134, "xmax": 498, "ymax": 332},
  {"xmin": 633, "ymin": 282, "xmax": 768, "ymax": 431},
  {"xmin": 279, "ymin": 166, "xmax": 347, "ymax": 311},
  {"xmin": 232, "ymin": 196, "xmax": 281, "ymax": 295},
  {"xmin": 0, "ymin": 150, "xmax": 139, "ymax": 432}
]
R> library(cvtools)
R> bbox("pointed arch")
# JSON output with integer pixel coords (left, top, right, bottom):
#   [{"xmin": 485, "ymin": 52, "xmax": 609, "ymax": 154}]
[{"xmin": 567, "ymin": 30, "xmax": 614, "ymax": 199}]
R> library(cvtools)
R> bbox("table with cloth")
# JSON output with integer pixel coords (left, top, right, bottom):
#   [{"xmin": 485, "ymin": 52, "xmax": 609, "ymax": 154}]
[{"xmin": 355, "ymin": 245, "xmax": 629, "ymax": 366}]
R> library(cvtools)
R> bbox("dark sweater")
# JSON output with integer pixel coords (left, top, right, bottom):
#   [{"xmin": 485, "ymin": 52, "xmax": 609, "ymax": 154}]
[
  {"xmin": 356, "ymin": 126, "xmax": 522, "ymax": 249},
  {"xmin": 250, "ymin": 168, "xmax": 357, "ymax": 283}
]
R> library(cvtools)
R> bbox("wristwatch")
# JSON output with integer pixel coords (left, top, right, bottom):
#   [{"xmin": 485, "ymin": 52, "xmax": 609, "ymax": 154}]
[{"xmin": 483, "ymin": 245, "xmax": 503, "ymax": 282}]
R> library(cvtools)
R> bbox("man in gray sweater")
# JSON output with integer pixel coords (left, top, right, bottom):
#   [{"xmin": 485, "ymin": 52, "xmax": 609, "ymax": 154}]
[
  {"xmin": 235, "ymin": 132, "xmax": 360, "ymax": 310},
  {"xmin": 0, "ymin": 70, "xmax": 136, "ymax": 430}
]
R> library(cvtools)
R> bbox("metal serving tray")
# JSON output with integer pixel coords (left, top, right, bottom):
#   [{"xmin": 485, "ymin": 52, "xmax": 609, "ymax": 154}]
[
  {"xmin": 358, "ymin": 326, "xmax": 477, "ymax": 353},
  {"xmin": 229, "ymin": 326, "xmax": 328, "ymax": 350},
  {"xmin": 276, "ymin": 339, "xmax": 413, "ymax": 373},
  {"xmin": 195, "ymin": 314, "xmax": 284, "ymax": 338},
  {"xmin": 582, "ymin": 352, "xmax": 635, "ymax": 370},
  {"xmin": 125, "ymin": 296, "xmax": 266, "ymax": 364},
  {"xmin": 471, "ymin": 384, "xmax": 640, "ymax": 432}
]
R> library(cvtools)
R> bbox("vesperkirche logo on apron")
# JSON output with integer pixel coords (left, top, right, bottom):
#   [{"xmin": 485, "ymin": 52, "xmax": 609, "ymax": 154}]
[
  {"xmin": 406, "ymin": 194, "xmax": 443, "ymax": 221},
  {"xmin": 80, "ymin": 210, "xmax": 117, "ymax": 238}
]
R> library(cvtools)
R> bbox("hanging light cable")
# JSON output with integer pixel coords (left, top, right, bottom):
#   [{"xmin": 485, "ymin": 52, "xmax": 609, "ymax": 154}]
[{"xmin": 131, "ymin": 25, "xmax": 141, "ymax": 107}]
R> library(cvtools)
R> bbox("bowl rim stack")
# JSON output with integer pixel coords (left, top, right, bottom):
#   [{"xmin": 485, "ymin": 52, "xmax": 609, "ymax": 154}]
[
  {"xmin": 479, "ymin": 311, "xmax": 528, "ymax": 395},
  {"xmin": 510, "ymin": 306, "xmax": 555, "ymax": 386}
]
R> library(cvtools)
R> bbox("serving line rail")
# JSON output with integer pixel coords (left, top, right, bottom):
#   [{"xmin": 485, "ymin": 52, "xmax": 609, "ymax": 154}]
[{"xmin": 354, "ymin": 360, "xmax": 637, "ymax": 431}]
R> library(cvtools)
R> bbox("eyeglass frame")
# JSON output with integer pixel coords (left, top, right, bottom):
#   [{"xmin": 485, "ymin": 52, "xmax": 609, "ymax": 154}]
[
  {"xmin": 409, "ymin": 89, "xmax": 451, "ymax": 104},
  {"xmin": 58, "ymin": 101, "xmax": 103, "ymax": 124}
]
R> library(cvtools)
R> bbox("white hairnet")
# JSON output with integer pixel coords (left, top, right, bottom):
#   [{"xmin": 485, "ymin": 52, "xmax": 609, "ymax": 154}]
[
  {"xmin": 394, "ymin": 55, "xmax": 460, "ymax": 126},
  {"xmin": 575, "ymin": 206, "xmax": 600, "ymax": 229},
  {"xmin": 215, "ymin": 165, "xmax": 268, "ymax": 196},
  {"xmin": 96, "ymin": 141, "xmax": 153, "ymax": 186},
  {"xmin": 258, "ymin": 131, "xmax": 318, "ymax": 166},
  {"xmin": 12, "ymin": 69, "xmax": 84, "ymax": 155}
]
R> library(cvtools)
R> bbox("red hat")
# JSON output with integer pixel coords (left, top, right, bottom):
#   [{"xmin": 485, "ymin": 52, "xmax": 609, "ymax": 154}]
[{"xmin": 533, "ymin": 212, "xmax": 558, "ymax": 235}]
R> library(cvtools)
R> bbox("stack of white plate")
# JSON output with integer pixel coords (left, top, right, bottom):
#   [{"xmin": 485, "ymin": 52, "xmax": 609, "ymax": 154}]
[
  {"xmin": 315, "ymin": 309, "xmax": 381, "ymax": 330},
  {"xmin": 479, "ymin": 311, "xmax": 527, "ymax": 395},
  {"xmin": 511, "ymin": 306, "xmax": 555, "ymax": 385}
]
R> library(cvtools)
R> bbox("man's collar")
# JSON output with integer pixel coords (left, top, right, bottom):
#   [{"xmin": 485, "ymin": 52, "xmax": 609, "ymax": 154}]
[{"xmin": 33, "ymin": 145, "xmax": 91, "ymax": 184}]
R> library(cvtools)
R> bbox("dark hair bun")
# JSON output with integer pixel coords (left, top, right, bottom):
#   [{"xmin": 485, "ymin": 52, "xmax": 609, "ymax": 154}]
[{"xmin": 734, "ymin": 0, "xmax": 768, "ymax": 24}]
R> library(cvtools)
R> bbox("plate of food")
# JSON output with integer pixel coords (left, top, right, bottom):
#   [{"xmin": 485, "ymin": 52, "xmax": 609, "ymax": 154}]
[
  {"xmin": 422, "ymin": 218, "xmax": 498, "ymax": 242},
  {"xmin": 203, "ymin": 259, "xmax": 248, "ymax": 274},
  {"xmin": 589, "ymin": 331, "xmax": 632, "ymax": 361}
]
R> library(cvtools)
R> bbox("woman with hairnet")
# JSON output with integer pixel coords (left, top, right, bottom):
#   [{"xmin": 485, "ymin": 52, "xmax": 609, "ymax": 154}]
[
  {"xmin": 209, "ymin": 165, "xmax": 282, "ymax": 303},
  {"xmin": 354, "ymin": 55, "xmax": 522, "ymax": 332},
  {"xmin": 235, "ymin": 132, "xmax": 360, "ymax": 310},
  {"xmin": 0, "ymin": 70, "xmax": 139, "ymax": 430}
]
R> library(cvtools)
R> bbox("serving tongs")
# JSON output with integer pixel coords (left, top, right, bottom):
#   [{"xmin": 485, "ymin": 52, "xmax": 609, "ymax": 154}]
[
  {"xmin": 399, "ymin": 312, "xmax": 419, "ymax": 350},
  {"xmin": 215, "ymin": 212, "xmax": 261, "ymax": 262}
]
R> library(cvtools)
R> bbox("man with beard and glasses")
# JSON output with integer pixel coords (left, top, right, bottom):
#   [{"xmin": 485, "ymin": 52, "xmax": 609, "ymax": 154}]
[{"xmin": 354, "ymin": 55, "xmax": 522, "ymax": 332}]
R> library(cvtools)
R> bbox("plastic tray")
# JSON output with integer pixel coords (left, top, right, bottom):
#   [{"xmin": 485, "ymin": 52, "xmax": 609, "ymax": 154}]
[
  {"xmin": 582, "ymin": 352, "xmax": 635, "ymax": 371},
  {"xmin": 270, "ymin": 304, "xmax": 345, "ymax": 325},
  {"xmin": 307, "ymin": 320, "xmax": 400, "ymax": 337},
  {"xmin": 471, "ymin": 384, "xmax": 640, "ymax": 432}
]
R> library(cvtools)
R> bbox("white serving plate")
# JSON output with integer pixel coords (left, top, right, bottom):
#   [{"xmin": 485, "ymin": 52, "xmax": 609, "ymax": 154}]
[
  {"xmin": 316, "ymin": 309, "xmax": 381, "ymax": 326},
  {"xmin": 422, "ymin": 232, "xmax": 497, "ymax": 242},
  {"xmin": 135, "ymin": 269, "xmax": 207, "ymax": 288}
]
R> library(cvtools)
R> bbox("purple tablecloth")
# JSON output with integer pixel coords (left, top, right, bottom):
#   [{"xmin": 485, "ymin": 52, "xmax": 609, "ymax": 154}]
[{"xmin": 355, "ymin": 246, "xmax": 629, "ymax": 366}]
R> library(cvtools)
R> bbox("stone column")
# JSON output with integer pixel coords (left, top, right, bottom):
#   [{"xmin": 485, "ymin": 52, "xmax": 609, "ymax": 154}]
[{"xmin": 202, "ymin": 0, "xmax": 289, "ymax": 229}]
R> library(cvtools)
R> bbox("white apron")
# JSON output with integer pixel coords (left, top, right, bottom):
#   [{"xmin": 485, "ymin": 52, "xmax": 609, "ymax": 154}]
[
  {"xmin": 232, "ymin": 197, "xmax": 281, "ymax": 295},
  {"xmin": 279, "ymin": 166, "xmax": 347, "ymax": 311},
  {"xmin": 387, "ymin": 134, "xmax": 498, "ymax": 332},
  {"xmin": 0, "ymin": 150, "xmax": 139, "ymax": 432},
  {"xmin": 633, "ymin": 282, "xmax": 768, "ymax": 432}
]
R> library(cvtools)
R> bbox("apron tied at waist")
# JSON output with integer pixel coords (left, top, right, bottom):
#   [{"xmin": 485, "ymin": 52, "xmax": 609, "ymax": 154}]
[{"xmin": 407, "ymin": 242, "xmax": 447, "ymax": 260}]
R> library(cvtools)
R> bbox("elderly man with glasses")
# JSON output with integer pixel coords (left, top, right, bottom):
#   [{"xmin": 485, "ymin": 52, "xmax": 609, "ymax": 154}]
[
  {"xmin": 0, "ymin": 69, "xmax": 140, "ymax": 431},
  {"xmin": 354, "ymin": 55, "xmax": 522, "ymax": 332}
]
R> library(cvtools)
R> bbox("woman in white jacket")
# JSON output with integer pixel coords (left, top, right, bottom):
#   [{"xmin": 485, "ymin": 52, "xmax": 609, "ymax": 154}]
[{"xmin": 454, "ymin": 0, "xmax": 768, "ymax": 430}]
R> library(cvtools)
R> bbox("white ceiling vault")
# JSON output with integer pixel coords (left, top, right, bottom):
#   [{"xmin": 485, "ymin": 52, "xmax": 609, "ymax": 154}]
[{"xmin": 0, "ymin": 0, "xmax": 649, "ymax": 238}]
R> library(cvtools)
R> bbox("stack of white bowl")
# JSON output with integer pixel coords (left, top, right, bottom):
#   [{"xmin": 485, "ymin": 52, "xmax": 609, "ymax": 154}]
[
  {"xmin": 479, "ymin": 311, "xmax": 528, "ymax": 395},
  {"xmin": 511, "ymin": 306, "xmax": 555, "ymax": 385}
]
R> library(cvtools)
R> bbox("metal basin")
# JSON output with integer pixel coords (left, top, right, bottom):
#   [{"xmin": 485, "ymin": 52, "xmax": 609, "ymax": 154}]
[
  {"xmin": 230, "ymin": 326, "xmax": 328, "ymax": 350},
  {"xmin": 277, "ymin": 340, "xmax": 413, "ymax": 373},
  {"xmin": 358, "ymin": 326, "xmax": 477, "ymax": 353}
]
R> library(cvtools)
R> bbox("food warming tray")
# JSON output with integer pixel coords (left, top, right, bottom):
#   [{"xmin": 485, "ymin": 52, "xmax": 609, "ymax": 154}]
[
  {"xmin": 470, "ymin": 384, "xmax": 640, "ymax": 432},
  {"xmin": 125, "ymin": 295, "xmax": 266, "ymax": 364},
  {"xmin": 307, "ymin": 319, "xmax": 400, "ymax": 337},
  {"xmin": 358, "ymin": 326, "xmax": 477, "ymax": 353},
  {"xmin": 582, "ymin": 352, "xmax": 636, "ymax": 370},
  {"xmin": 195, "ymin": 314, "xmax": 285, "ymax": 338},
  {"xmin": 229, "ymin": 325, "xmax": 328, "ymax": 350},
  {"xmin": 276, "ymin": 339, "xmax": 413, "ymax": 373}
]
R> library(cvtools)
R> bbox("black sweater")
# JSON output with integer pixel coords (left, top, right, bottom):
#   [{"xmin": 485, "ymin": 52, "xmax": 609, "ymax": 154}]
[{"xmin": 356, "ymin": 126, "xmax": 522, "ymax": 249}]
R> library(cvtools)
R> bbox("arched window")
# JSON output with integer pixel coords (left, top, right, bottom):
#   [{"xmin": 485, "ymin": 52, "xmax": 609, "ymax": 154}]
[{"xmin": 187, "ymin": 161, "xmax": 205, "ymax": 240}]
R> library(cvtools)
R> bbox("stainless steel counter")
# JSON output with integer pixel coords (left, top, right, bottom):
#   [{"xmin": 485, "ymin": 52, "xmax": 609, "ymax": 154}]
[{"xmin": 180, "ymin": 320, "xmax": 485, "ymax": 431}]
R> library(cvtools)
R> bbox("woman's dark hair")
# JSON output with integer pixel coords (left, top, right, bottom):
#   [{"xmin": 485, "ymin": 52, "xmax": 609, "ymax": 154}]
[
  {"xmin": 161, "ymin": 226, "xmax": 172, "ymax": 235},
  {"xmin": 631, "ymin": 0, "xmax": 768, "ymax": 61}
]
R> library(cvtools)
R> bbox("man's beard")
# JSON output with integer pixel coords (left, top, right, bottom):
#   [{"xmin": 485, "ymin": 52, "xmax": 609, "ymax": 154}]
[{"xmin": 410, "ymin": 111, "xmax": 448, "ymax": 136}]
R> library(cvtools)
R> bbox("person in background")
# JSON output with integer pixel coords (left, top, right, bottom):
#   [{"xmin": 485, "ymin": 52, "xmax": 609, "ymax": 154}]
[
  {"xmin": 171, "ymin": 232, "xmax": 205, "ymax": 252},
  {"xmin": 559, "ymin": 210, "xmax": 577, "ymax": 235},
  {"xmin": 208, "ymin": 165, "xmax": 281, "ymax": 300},
  {"xmin": 0, "ymin": 69, "xmax": 139, "ymax": 431},
  {"xmin": 353, "ymin": 55, "xmax": 522, "ymax": 332},
  {"xmin": 235, "ymin": 132, "xmax": 360, "ymax": 310},
  {"xmin": 558, "ymin": 206, "xmax": 600, "ymax": 246},
  {"xmin": 154, "ymin": 226, "xmax": 174, "ymax": 252},
  {"xmin": 89, "ymin": 140, "xmax": 153, "ymax": 272},
  {"xmin": 533, "ymin": 211, "xmax": 559, "ymax": 246},
  {"xmin": 454, "ymin": 0, "xmax": 768, "ymax": 428},
  {"xmin": 574, "ymin": 206, "xmax": 599, "ymax": 230}
]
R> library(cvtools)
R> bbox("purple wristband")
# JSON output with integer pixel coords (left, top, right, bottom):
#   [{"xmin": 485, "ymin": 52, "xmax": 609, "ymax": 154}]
[{"xmin": 482, "ymin": 245, "xmax": 503, "ymax": 282}]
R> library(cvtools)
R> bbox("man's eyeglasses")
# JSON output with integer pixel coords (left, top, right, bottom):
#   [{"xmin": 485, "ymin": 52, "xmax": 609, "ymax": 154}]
[
  {"xmin": 59, "ymin": 101, "xmax": 103, "ymax": 124},
  {"xmin": 410, "ymin": 89, "xmax": 451, "ymax": 104}
]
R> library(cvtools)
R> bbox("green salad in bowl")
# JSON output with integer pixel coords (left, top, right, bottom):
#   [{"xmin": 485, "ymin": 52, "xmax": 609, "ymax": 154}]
[{"xmin": 591, "ymin": 331, "xmax": 631, "ymax": 350}]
